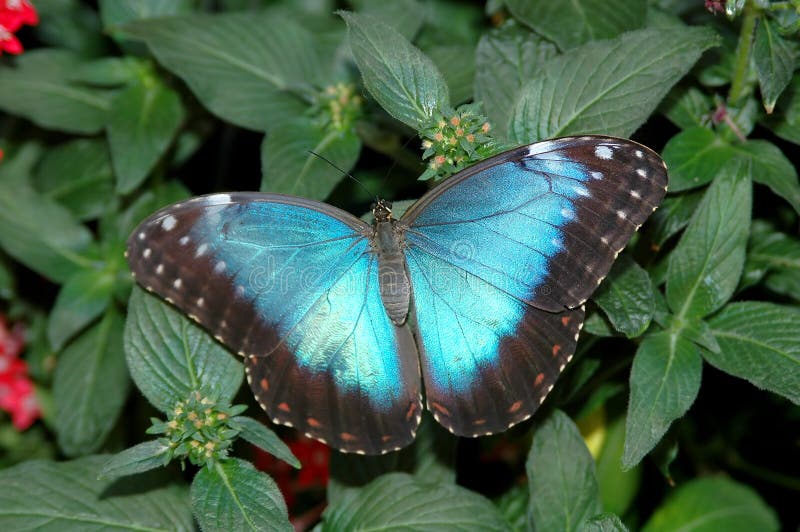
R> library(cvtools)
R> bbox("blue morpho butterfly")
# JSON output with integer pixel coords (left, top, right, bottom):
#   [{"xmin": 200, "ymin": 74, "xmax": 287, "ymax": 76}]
[{"xmin": 127, "ymin": 136, "xmax": 667, "ymax": 455}]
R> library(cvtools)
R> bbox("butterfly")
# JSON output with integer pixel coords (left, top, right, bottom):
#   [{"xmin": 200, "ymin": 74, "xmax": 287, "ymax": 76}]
[{"xmin": 126, "ymin": 136, "xmax": 667, "ymax": 455}]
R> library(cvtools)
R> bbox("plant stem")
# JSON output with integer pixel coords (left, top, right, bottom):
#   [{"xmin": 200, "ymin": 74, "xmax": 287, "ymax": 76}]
[{"xmin": 728, "ymin": 0, "xmax": 760, "ymax": 105}]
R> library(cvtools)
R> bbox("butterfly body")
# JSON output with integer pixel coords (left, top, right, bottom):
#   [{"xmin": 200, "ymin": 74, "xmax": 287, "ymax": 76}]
[
  {"xmin": 127, "ymin": 136, "xmax": 667, "ymax": 454},
  {"xmin": 372, "ymin": 200, "xmax": 412, "ymax": 326}
]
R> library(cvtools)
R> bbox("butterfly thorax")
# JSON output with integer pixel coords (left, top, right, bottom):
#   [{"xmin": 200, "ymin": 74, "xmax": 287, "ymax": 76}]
[{"xmin": 372, "ymin": 199, "xmax": 411, "ymax": 326}]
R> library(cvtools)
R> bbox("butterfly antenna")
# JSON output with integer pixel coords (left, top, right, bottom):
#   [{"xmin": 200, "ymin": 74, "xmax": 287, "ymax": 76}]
[
  {"xmin": 377, "ymin": 134, "xmax": 419, "ymax": 196},
  {"xmin": 307, "ymin": 150, "xmax": 378, "ymax": 202}
]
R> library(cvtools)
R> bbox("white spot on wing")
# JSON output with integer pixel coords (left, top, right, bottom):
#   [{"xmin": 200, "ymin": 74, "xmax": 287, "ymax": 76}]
[
  {"xmin": 635, "ymin": 150, "xmax": 644, "ymax": 158},
  {"xmin": 214, "ymin": 261, "xmax": 226, "ymax": 273},
  {"xmin": 595, "ymin": 145, "xmax": 613, "ymax": 160},
  {"xmin": 138, "ymin": 232, "xmax": 146, "ymax": 241},
  {"xmin": 636, "ymin": 168, "xmax": 647, "ymax": 178},
  {"xmin": 179, "ymin": 236, "xmax": 190, "ymax": 245},
  {"xmin": 204, "ymin": 193, "xmax": 232, "ymax": 205},
  {"xmin": 197, "ymin": 297, "xmax": 205, "ymax": 307},
  {"xmin": 590, "ymin": 171, "xmax": 603, "ymax": 180},
  {"xmin": 561, "ymin": 208, "xmax": 575, "ymax": 220},
  {"xmin": 195, "ymin": 244, "xmax": 208, "ymax": 257},
  {"xmin": 142, "ymin": 248, "xmax": 151, "ymax": 259},
  {"xmin": 527, "ymin": 140, "xmax": 559, "ymax": 156},
  {"xmin": 161, "ymin": 215, "xmax": 177, "ymax": 231},
  {"xmin": 616, "ymin": 210, "xmax": 628, "ymax": 220},
  {"xmin": 573, "ymin": 184, "xmax": 590, "ymax": 197},
  {"xmin": 173, "ymin": 279, "xmax": 182, "ymax": 289},
  {"xmin": 156, "ymin": 264, "xmax": 164, "ymax": 275},
  {"xmin": 630, "ymin": 190, "xmax": 641, "ymax": 199}
]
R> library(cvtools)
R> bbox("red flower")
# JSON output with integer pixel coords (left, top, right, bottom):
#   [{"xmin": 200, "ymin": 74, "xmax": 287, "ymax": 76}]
[
  {"xmin": 0, "ymin": 0, "xmax": 38, "ymax": 31},
  {"xmin": 0, "ymin": 0, "xmax": 38, "ymax": 56},
  {"xmin": 0, "ymin": 25, "xmax": 23, "ymax": 55},
  {"xmin": 0, "ymin": 315, "xmax": 40, "ymax": 430},
  {"xmin": 254, "ymin": 433, "xmax": 330, "ymax": 511}
]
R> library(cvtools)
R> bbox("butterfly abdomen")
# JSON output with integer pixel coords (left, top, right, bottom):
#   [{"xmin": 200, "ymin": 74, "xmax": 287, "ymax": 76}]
[{"xmin": 374, "ymin": 219, "xmax": 411, "ymax": 326}]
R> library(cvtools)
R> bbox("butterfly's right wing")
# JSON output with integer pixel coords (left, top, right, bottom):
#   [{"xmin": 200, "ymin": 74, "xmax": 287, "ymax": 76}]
[{"xmin": 127, "ymin": 193, "xmax": 422, "ymax": 454}]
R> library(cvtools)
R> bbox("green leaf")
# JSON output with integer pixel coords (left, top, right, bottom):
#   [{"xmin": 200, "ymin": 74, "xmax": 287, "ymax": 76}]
[
  {"xmin": 328, "ymin": 452, "xmax": 402, "ymax": 508},
  {"xmin": 124, "ymin": 287, "xmax": 244, "ymax": 412},
  {"xmin": 123, "ymin": 11, "xmax": 321, "ymax": 131},
  {"xmin": 323, "ymin": 472, "xmax": 508, "ymax": 531},
  {"xmin": 746, "ymin": 142, "xmax": 800, "ymax": 215},
  {"xmin": 101, "ymin": 440, "xmax": 172, "ymax": 479},
  {"xmin": 661, "ymin": 127, "xmax": 726, "ymax": 191},
  {"xmin": 753, "ymin": 16, "xmax": 795, "ymax": 114},
  {"xmin": 70, "ymin": 57, "xmax": 140, "ymax": 86},
  {"xmin": 53, "ymin": 309, "xmax": 129, "ymax": 457},
  {"xmin": 495, "ymin": 484, "xmax": 528, "ymax": 531},
  {"xmin": 351, "ymin": 0, "xmax": 425, "ymax": 40},
  {"xmin": 33, "ymin": 138, "xmax": 115, "ymax": 221},
  {"xmin": 407, "ymin": 413, "xmax": 456, "ymax": 485},
  {"xmin": 660, "ymin": 85, "xmax": 713, "ymax": 130},
  {"xmin": 327, "ymin": 415, "xmax": 455, "ymax": 506},
  {"xmin": 35, "ymin": 0, "xmax": 107, "ymax": 56},
  {"xmin": 340, "ymin": 11, "xmax": 450, "ymax": 130},
  {"xmin": 762, "ymin": 73, "xmax": 800, "ymax": 144},
  {"xmin": 593, "ymin": 256, "xmax": 655, "ymax": 338},
  {"xmin": 0, "ymin": 456, "xmax": 193, "ymax": 531},
  {"xmin": 234, "ymin": 416, "xmax": 300, "ymax": 469},
  {"xmin": 0, "ymin": 257, "xmax": 13, "ymax": 300},
  {"xmin": 647, "ymin": 191, "xmax": 703, "ymax": 247},
  {"xmin": 426, "ymin": 44, "xmax": 476, "ymax": 105},
  {"xmin": 705, "ymin": 302, "xmax": 800, "ymax": 405},
  {"xmin": 527, "ymin": 410, "xmax": 601, "ymax": 531},
  {"xmin": 260, "ymin": 118, "xmax": 361, "ymax": 199},
  {"xmin": 663, "ymin": 128, "xmax": 800, "ymax": 213},
  {"xmin": 47, "ymin": 267, "xmax": 114, "ymax": 351},
  {"xmin": 642, "ymin": 477, "xmax": 779, "ymax": 532},
  {"xmin": 110, "ymin": 181, "xmax": 191, "ymax": 243},
  {"xmin": 583, "ymin": 311, "xmax": 617, "ymax": 338},
  {"xmin": 666, "ymin": 162, "xmax": 751, "ymax": 319},
  {"xmin": 679, "ymin": 317, "xmax": 721, "ymax": 354},
  {"xmin": 745, "ymin": 229, "xmax": 800, "ymax": 301},
  {"xmin": 0, "ymin": 150, "xmax": 95, "ymax": 284},
  {"xmin": 623, "ymin": 332, "xmax": 702, "ymax": 468},
  {"xmin": 595, "ymin": 414, "xmax": 641, "ymax": 517},
  {"xmin": 510, "ymin": 27, "xmax": 719, "ymax": 142},
  {"xmin": 506, "ymin": 0, "xmax": 646, "ymax": 51},
  {"xmin": 107, "ymin": 76, "xmax": 185, "ymax": 194},
  {"xmin": 191, "ymin": 458, "xmax": 291, "ymax": 532},
  {"xmin": 583, "ymin": 514, "xmax": 628, "ymax": 532},
  {"xmin": 0, "ymin": 50, "xmax": 111, "ymax": 134},
  {"xmin": 99, "ymin": 0, "xmax": 193, "ymax": 30},
  {"xmin": 474, "ymin": 22, "xmax": 557, "ymax": 136}
]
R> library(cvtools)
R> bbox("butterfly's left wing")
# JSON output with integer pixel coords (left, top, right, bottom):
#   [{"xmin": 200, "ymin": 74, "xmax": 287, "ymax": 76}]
[
  {"xmin": 127, "ymin": 193, "xmax": 422, "ymax": 454},
  {"xmin": 401, "ymin": 136, "xmax": 667, "ymax": 436}
]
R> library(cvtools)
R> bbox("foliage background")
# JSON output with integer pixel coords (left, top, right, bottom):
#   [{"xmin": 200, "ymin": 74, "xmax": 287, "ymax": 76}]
[{"xmin": 0, "ymin": 0, "xmax": 799, "ymax": 530}]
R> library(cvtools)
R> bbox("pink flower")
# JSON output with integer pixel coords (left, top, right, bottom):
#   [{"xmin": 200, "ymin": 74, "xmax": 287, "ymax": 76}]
[
  {"xmin": 0, "ymin": 315, "xmax": 40, "ymax": 430},
  {"xmin": 704, "ymin": 0, "xmax": 725, "ymax": 14}
]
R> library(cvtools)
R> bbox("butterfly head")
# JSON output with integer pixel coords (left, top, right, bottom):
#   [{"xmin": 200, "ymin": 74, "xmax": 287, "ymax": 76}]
[{"xmin": 372, "ymin": 199, "xmax": 393, "ymax": 222}]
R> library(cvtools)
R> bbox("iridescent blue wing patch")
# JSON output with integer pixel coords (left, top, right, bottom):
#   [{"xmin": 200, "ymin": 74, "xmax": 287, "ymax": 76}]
[
  {"xmin": 400, "ymin": 136, "xmax": 667, "ymax": 435},
  {"xmin": 127, "ymin": 193, "xmax": 422, "ymax": 454}
]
